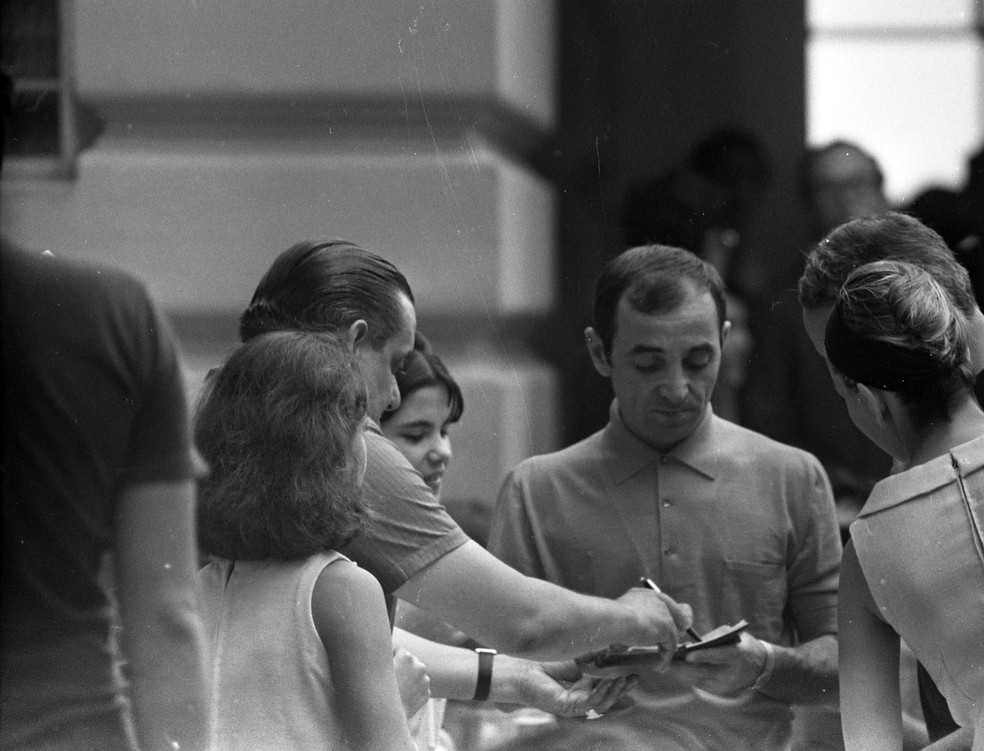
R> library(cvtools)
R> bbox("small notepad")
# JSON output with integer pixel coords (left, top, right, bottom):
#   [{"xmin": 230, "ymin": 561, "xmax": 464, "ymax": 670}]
[{"xmin": 582, "ymin": 620, "xmax": 749, "ymax": 667}]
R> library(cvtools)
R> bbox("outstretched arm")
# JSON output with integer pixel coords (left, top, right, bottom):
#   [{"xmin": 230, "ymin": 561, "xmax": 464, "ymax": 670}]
[
  {"xmin": 393, "ymin": 627, "xmax": 635, "ymax": 716},
  {"xmin": 314, "ymin": 561, "xmax": 417, "ymax": 751},
  {"xmin": 113, "ymin": 480, "xmax": 212, "ymax": 751},
  {"xmin": 839, "ymin": 541, "xmax": 903, "ymax": 751},
  {"xmin": 395, "ymin": 540, "xmax": 692, "ymax": 662}
]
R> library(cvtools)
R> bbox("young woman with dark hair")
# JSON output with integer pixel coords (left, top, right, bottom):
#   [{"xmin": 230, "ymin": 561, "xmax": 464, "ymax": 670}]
[
  {"xmin": 195, "ymin": 331, "xmax": 418, "ymax": 751},
  {"xmin": 381, "ymin": 333, "xmax": 463, "ymax": 502}
]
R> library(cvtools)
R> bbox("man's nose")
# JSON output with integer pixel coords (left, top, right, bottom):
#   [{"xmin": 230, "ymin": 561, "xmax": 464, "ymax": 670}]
[
  {"xmin": 657, "ymin": 372, "xmax": 690, "ymax": 402},
  {"xmin": 386, "ymin": 378, "xmax": 401, "ymax": 412}
]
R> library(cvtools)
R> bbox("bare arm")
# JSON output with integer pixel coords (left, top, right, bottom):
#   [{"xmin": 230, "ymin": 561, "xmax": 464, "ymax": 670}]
[
  {"xmin": 395, "ymin": 540, "xmax": 692, "ymax": 662},
  {"xmin": 393, "ymin": 627, "xmax": 635, "ymax": 716},
  {"xmin": 313, "ymin": 561, "xmax": 416, "ymax": 751},
  {"xmin": 839, "ymin": 542, "xmax": 903, "ymax": 750},
  {"xmin": 113, "ymin": 480, "xmax": 212, "ymax": 751}
]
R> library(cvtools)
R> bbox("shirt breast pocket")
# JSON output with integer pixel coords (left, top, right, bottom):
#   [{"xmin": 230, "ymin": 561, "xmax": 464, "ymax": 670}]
[{"xmin": 721, "ymin": 559, "xmax": 788, "ymax": 637}]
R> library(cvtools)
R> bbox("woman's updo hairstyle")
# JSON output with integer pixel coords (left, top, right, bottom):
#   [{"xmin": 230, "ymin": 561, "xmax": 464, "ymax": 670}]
[{"xmin": 827, "ymin": 259, "xmax": 975, "ymax": 429}]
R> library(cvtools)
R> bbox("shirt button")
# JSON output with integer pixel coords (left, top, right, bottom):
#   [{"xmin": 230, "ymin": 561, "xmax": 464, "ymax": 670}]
[
  {"xmin": 664, "ymin": 548, "xmax": 675, "ymax": 557},
  {"xmin": 662, "ymin": 499, "xmax": 672, "ymax": 508}
]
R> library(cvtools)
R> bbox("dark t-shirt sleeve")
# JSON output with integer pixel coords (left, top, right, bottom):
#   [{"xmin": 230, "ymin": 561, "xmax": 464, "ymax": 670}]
[
  {"xmin": 342, "ymin": 426, "xmax": 469, "ymax": 594},
  {"xmin": 116, "ymin": 286, "xmax": 205, "ymax": 486}
]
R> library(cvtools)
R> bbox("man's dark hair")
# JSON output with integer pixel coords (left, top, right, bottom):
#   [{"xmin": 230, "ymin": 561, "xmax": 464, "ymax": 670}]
[
  {"xmin": 593, "ymin": 244, "xmax": 727, "ymax": 357},
  {"xmin": 798, "ymin": 212, "xmax": 976, "ymax": 316},
  {"xmin": 240, "ymin": 239, "xmax": 414, "ymax": 347}
]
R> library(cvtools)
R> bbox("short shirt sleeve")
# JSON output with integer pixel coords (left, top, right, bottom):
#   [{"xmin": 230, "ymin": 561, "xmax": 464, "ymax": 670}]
[
  {"xmin": 115, "ymin": 279, "xmax": 206, "ymax": 486},
  {"xmin": 342, "ymin": 425, "xmax": 469, "ymax": 594}
]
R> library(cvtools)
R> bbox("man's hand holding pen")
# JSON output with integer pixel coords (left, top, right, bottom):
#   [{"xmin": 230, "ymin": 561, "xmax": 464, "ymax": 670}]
[{"xmin": 608, "ymin": 583, "xmax": 694, "ymax": 671}]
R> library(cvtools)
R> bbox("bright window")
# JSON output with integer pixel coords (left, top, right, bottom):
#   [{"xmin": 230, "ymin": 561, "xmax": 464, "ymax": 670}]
[
  {"xmin": 1, "ymin": 0, "xmax": 80, "ymax": 178},
  {"xmin": 807, "ymin": 0, "xmax": 984, "ymax": 204}
]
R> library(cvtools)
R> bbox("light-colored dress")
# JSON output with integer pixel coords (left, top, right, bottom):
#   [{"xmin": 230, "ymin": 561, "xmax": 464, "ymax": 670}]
[
  {"xmin": 849, "ymin": 434, "xmax": 984, "ymax": 739},
  {"xmin": 198, "ymin": 552, "xmax": 347, "ymax": 751}
]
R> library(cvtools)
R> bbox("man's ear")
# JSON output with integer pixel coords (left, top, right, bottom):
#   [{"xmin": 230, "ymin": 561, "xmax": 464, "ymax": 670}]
[
  {"xmin": 584, "ymin": 327, "xmax": 612, "ymax": 377},
  {"xmin": 346, "ymin": 319, "xmax": 370, "ymax": 351},
  {"xmin": 720, "ymin": 320, "xmax": 731, "ymax": 347}
]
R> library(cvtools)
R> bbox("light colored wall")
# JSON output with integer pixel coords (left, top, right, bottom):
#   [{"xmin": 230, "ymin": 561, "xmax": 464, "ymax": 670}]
[
  {"xmin": 73, "ymin": 0, "xmax": 555, "ymax": 129},
  {"xmin": 0, "ymin": 135, "xmax": 555, "ymax": 317},
  {"xmin": 1, "ymin": 0, "xmax": 560, "ymax": 517}
]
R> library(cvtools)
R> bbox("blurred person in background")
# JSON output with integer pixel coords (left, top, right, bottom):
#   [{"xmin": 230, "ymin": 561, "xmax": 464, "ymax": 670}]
[
  {"xmin": 621, "ymin": 127, "xmax": 771, "ymax": 422},
  {"xmin": 743, "ymin": 139, "xmax": 896, "ymax": 536},
  {"xmin": 907, "ymin": 142, "xmax": 984, "ymax": 310},
  {"xmin": 1, "ymin": 68, "xmax": 211, "ymax": 751}
]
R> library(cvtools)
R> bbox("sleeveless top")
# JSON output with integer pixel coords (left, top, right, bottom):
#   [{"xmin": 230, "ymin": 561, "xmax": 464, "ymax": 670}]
[
  {"xmin": 198, "ymin": 552, "xmax": 347, "ymax": 751},
  {"xmin": 850, "ymin": 434, "xmax": 984, "ymax": 732}
]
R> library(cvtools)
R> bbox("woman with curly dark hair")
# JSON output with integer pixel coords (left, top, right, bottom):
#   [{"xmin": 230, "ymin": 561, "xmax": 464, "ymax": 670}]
[{"xmin": 195, "ymin": 330, "xmax": 417, "ymax": 751}]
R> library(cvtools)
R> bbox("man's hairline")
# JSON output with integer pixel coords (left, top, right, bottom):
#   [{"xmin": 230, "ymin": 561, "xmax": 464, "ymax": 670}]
[
  {"xmin": 360, "ymin": 289, "xmax": 416, "ymax": 351},
  {"xmin": 604, "ymin": 287, "xmax": 729, "ymax": 354}
]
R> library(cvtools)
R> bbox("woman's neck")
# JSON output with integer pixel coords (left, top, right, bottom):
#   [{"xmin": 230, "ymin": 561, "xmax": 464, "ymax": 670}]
[{"xmin": 904, "ymin": 393, "xmax": 984, "ymax": 468}]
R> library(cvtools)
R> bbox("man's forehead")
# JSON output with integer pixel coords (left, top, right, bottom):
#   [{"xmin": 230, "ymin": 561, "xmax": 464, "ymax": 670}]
[
  {"xmin": 392, "ymin": 293, "xmax": 417, "ymax": 349},
  {"xmin": 618, "ymin": 283, "xmax": 718, "ymax": 318},
  {"xmin": 615, "ymin": 291, "xmax": 721, "ymax": 343},
  {"xmin": 815, "ymin": 150, "xmax": 878, "ymax": 184}
]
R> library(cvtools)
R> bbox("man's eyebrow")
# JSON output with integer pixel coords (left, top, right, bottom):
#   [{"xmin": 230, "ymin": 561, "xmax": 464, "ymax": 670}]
[{"xmin": 627, "ymin": 344, "xmax": 665, "ymax": 355}]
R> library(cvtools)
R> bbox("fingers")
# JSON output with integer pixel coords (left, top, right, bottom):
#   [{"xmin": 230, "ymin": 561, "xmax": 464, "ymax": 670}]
[
  {"xmin": 392, "ymin": 647, "xmax": 431, "ymax": 719},
  {"xmin": 587, "ymin": 674, "xmax": 638, "ymax": 714},
  {"xmin": 558, "ymin": 673, "xmax": 636, "ymax": 716},
  {"xmin": 650, "ymin": 641, "xmax": 675, "ymax": 671},
  {"xmin": 647, "ymin": 590, "xmax": 693, "ymax": 635},
  {"xmin": 681, "ymin": 644, "xmax": 739, "ymax": 666},
  {"xmin": 671, "ymin": 602, "xmax": 695, "ymax": 634}
]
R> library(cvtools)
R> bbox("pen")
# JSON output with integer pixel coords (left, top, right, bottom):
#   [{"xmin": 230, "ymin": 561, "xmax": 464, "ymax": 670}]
[{"xmin": 640, "ymin": 577, "xmax": 702, "ymax": 642}]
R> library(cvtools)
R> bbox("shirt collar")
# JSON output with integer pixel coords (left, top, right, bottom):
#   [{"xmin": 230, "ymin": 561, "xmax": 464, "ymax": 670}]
[
  {"xmin": 605, "ymin": 399, "xmax": 718, "ymax": 484},
  {"xmin": 858, "ymin": 433, "xmax": 984, "ymax": 517}
]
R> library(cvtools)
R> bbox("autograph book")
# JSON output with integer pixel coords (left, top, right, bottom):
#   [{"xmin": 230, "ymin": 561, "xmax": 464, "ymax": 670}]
[{"xmin": 581, "ymin": 620, "xmax": 749, "ymax": 668}]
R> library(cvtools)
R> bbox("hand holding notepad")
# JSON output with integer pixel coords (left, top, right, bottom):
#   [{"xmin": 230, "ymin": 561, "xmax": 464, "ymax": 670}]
[{"xmin": 577, "ymin": 620, "xmax": 749, "ymax": 668}]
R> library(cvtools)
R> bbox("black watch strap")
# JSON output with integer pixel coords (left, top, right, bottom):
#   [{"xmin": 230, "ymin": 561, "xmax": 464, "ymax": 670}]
[{"xmin": 473, "ymin": 648, "xmax": 496, "ymax": 701}]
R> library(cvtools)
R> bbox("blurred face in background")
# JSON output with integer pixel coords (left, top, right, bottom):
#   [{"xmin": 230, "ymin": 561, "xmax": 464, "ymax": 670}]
[
  {"xmin": 808, "ymin": 149, "xmax": 889, "ymax": 236},
  {"xmin": 382, "ymin": 384, "xmax": 454, "ymax": 500}
]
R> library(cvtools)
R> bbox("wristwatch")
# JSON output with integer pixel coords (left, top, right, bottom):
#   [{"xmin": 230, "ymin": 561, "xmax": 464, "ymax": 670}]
[{"xmin": 473, "ymin": 647, "xmax": 497, "ymax": 701}]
